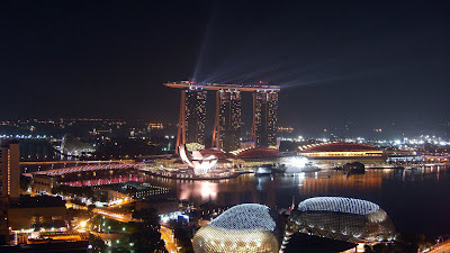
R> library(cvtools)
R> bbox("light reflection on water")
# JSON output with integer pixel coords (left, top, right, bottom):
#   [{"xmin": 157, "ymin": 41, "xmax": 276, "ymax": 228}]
[
  {"xmin": 149, "ymin": 170, "xmax": 386, "ymax": 206},
  {"xmin": 148, "ymin": 165, "xmax": 450, "ymax": 236},
  {"xmin": 179, "ymin": 180, "xmax": 218, "ymax": 201}
]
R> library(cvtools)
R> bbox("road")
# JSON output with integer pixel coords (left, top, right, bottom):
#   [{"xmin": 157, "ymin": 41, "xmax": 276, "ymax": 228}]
[
  {"xmin": 428, "ymin": 239, "xmax": 450, "ymax": 253},
  {"xmin": 66, "ymin": 200, "xmax": 136, "ymax": 223},
  {"xmin": 160, "ymin": 226, "xmax": 179, "ymax": 253},
  {"xmin": 93, "ymin": 209, "xmax": 135, "ymax": 223}
]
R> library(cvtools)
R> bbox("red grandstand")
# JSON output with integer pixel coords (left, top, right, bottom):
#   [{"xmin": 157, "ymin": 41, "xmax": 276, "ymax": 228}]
[
  {"xmin": 300, "ymin": 142, "xmax": 383, "ymax": 158},
  {"xmin": 233, "ymin": 147, "xmax": 279, "ymax": 159}
]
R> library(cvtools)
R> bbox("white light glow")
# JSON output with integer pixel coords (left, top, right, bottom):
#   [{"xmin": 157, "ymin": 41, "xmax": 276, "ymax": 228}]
[
  {"xmin": 179, "ymin": 144, "xmax": 217, "ymax": 174},
  {"xmin": 286, "ymin": 156, "xmax": 309, "ymax": 168}
]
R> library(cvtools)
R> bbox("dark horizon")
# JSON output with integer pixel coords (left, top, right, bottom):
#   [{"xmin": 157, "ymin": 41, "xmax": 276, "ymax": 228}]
[{"xmin": 3, "ymin": 1, "xmax": 449, "ymax": 134}]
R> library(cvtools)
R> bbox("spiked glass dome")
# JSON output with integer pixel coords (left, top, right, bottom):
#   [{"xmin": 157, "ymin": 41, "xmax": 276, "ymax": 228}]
[
  {"xmin": 297, "ymin": 197, "xmax": 380, "ymax": 215},
  {"xmin": 286, "ymin": 197, "xmax": 395, "ymax": 244},
  {"xmin": 209, "ymin": 203, "xmax": 276, "ymax": 231},
  {"xmin": 192, "ymin": 204, "xmax": 279, "ymax": 253}
]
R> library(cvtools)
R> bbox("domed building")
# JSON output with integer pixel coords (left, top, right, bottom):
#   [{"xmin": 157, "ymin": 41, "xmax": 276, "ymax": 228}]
[
  {"xmin": 284, "ymin": 197, "xmax": 395, "ymax": 249},
  {"xmin": 192, "ymin": 204, "xmax": 279, "ymax": 253},
  {"xmin": 60, "ymin": 134, "xmax": 95, "ymax": 157},
  {"xmin": 232, "ymin": 147, "xmax": 279, "ymax": 159},
  {"xmin": 299, "ymin": 142, "xmax": 383, "ymax": 158},
  {"xmin": 199, "ymin": 148, "xmax": 228, "ymax": 161}
]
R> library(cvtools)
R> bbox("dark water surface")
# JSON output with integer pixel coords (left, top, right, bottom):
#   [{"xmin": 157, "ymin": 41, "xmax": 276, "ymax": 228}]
[{"xmin": 148, "ymin": 165, "xmax": 450, "ymax": 237}]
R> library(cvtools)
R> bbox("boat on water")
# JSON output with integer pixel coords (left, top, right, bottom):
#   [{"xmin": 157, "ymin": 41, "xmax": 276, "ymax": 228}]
[{"xmin": 253, "ymin": 164, "xmax": 287, "ymax": 175}]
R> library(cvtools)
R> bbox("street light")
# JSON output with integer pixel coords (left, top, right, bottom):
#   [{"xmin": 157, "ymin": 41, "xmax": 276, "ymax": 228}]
[{"xmin": 80, "ymin": 220, "xmax": 87, "ymax": 228}]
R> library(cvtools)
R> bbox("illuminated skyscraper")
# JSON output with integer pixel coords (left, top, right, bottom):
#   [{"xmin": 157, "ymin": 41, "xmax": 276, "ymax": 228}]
[
  {"xmin": 0, "ymin": 140, "xmax": 20, "ymax": 199},
  {"xmin": 185, "ymin": 89, "xmax": 207, "ymax": 145},
  {"xmin": 212, "ymin": 90, "xmax": 242, "ymax": 152},
  {"xmin": 253, "ymin": 91, "xmax": 278, "ymax": 147},
  {"xmin": 164, "ymin": 81, "xmax": 280, "ymax": 152},
  {"xmin": 174, "ymin": 88, "xmax": 207, "ymax": 152}
]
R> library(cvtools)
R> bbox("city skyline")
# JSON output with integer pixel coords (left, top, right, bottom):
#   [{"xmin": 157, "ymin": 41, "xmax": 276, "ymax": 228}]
[
  {"xmin": 166, "ymin": 81, "xmax": 280, "ymax": 151},
  {"xmin": 1, "ymin": 1, "xmax": 449, "ymax": 252}
]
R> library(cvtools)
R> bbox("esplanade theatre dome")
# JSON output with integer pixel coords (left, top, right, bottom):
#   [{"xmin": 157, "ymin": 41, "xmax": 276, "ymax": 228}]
[
  {"xmin": 192, "ymin": 204, "xmax": 279, "ymax": 253},
  {"xmin": 285, "ymin": 197, "xmax": 395, "ymax": 244}
]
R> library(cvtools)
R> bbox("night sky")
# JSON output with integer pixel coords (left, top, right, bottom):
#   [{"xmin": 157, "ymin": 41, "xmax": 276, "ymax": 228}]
[{"xmin": 3, "ymin": 1, "xmax": 449, "ymax": 135}]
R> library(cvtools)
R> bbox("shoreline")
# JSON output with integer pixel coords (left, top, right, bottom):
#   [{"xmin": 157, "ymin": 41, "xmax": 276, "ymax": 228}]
[{"xmin": 138, "ymin": 168, "xmax": 252, "ymax": 181}]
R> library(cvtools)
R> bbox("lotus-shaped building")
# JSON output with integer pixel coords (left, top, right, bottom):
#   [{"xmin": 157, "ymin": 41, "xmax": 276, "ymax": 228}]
[{"xmin": 179, "ymin": 144, "xmax": 218, "ymax": 174}]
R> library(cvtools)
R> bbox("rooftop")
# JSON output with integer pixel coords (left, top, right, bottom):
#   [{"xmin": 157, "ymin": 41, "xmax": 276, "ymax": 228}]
[
  {"xmin": 9, "ymin": 195, "xmax": 65, "ymax": 209},
  {"xmin": 96, "ymin": 182, "xmax": 163, "ymax": 193},
  {"xmin": 297, "ymin": 197, "xmax": 380, "ymax": 216},
  {"xmin": 209, "ymin": 203, "xmax": 277, "ymax": 231},
  {"xmin": 164, "ymin": 81, "xmax": 280, "ymax": 92},
  {"xmin": 301, "ymin": 142, "xmax": 381, "ymax": 153}
]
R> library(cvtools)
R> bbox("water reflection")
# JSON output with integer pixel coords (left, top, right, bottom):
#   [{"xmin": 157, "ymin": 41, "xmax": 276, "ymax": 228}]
[
  {"xmin": 38, "ymin": 163, "xmax": 447, "ymax": 235},
  {"xmin": 149, "ymin": 170, "xmax": 386, "ymax": 207},
  {"xmin": 147, "ymin": 166, "xmax": 450, "ymax": 235},
  {"xmin": 179, "ymin": 181, "xmax": 219, "ymax": 201},
  {"xmin": 147, "ymin": 166, "xmax": 448, "ymax": 208}
]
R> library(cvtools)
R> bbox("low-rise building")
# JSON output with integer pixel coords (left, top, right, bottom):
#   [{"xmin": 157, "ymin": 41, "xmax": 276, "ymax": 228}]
[
  {"xmin": 7, "ymin": 196, "xmax": 67, "ymax": 232},
  {"xmin": 94, "ymin": 182, "xmax": 172, "ymax": 203},
  {"xmin": 300, "ymin": 142, "xmax": 383, "ymax": 159},
  {"xmin": 31, "ymin": 174, "xmax": 57, "ymax": 194}
]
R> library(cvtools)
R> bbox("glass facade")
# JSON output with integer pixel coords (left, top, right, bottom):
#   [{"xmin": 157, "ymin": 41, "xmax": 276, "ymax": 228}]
[
  {"xmin": 285, "ymin": 197, "xmax": 395, "ymax": 244},
  {"xmin": 185, "ymin": 89, "xmax": 207, "ymax": 145},
  {"xmin": 297, "ymin": 197, "xmax": 380, "ymax": 216},
  {"xmin": 193, "ymin": 204, "xmax": 279, "ymax": 253},
  {"xmin": 253, "ymin": 91, "xmax": 278, "ymax": 147},
  {"xmin": 217, "ymin": 90, "xmax": 242, "ymax": 151}
]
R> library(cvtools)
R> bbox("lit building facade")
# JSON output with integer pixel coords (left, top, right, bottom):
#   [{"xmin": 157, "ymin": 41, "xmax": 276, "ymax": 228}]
[
  {"xmin": 193, "ymin": 204, "xmax": 279, "ymax": 253},
  {"xmin": 164, "ymin": 81, "xmax": 280, "ymax": 153},
  {"xmin": 253, "ymin": 91, "xmax": 278, "ymax": 147},
  {"xmin": 174, "ymin": 87, "xmax": 207, "ymax": 151},
  {"xmin": 147, "ymin": 122, "xmax": 164, "ymax": 131},
  {"xmin": 213, "ymin": 90, "xmax": 242, "ymax": 152},
  {"xmin": 179, "ymin": 144, "xmax": 218, "ymax": 174},
  {"xmin": 282, "ymin": 197, "xmax": 395, "ymax": 252},
  {"xmin": 0, "ymin": 140, "xmax": 20, "ymax": 199},
  {"xmin": 185, "ymin": 89, "xmax": 207, "ymax": 145},
  {"xmin": 299, "ymin": 142, "xmax": 383, "ymax": 158},
  {"xmin": 7, "ymin": 196, "xmax": 67, "ymax": 231}
]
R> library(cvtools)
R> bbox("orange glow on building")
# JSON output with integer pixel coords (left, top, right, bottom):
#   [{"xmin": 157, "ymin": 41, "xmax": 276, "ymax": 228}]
[
  {"xmin": 300, "ymin": 142, "xmax": 383, "ymax": 158},
  {"xmin": 302, "ymin": 151, "xmax": 383, "ymax": 158}
]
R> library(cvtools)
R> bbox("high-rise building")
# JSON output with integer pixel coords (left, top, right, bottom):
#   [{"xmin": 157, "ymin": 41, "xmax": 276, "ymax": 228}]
[
  {"xmin": 185, "ymin": 89, "xmax": 207, "ymax": 145},
  {"xmin": 164, "ymin": 81, "xmax": 280, "ymax": 153},
  {"xmin": 213, "ymin": 90, "xmax": 242, "ymax": 152},
  {"xmin": 0, "ymin": 140, "xmax": 20, "ymax": 199},
  {"xmin": 174, "ymin": 88, "xmax": 207, "ymax": 151},
  {"xmin": 253, "ymin": 91, "xmax": 278, "ymax": 147}
]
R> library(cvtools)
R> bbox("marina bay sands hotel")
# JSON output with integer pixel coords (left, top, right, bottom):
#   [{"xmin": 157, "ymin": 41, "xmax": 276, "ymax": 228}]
[{"xmin": 164, "ymin": 81, "xmax": 280, "ymax": 152}]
